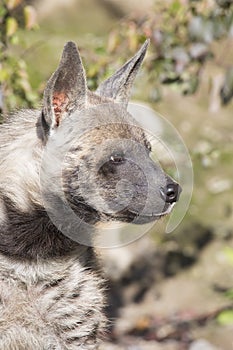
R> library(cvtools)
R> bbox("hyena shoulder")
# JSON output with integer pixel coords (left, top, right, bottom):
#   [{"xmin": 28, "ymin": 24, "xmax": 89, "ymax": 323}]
[{"xmin": 0, "ymin": 249, "xmax": 105, "ymax": 349}]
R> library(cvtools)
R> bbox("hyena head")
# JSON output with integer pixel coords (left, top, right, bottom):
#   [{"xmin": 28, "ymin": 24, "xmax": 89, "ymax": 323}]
[{"xmin": 38, "ymin": 41, "xmax": 181, "ymax": 231}]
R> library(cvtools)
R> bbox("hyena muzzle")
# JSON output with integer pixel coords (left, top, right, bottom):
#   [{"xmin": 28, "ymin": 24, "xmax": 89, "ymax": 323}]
[{"xmin": 0, "ymin": 40, "xmax": 181, "ymax": 349}]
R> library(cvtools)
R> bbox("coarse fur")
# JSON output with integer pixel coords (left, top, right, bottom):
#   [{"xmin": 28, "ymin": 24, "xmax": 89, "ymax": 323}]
[{"xmin": 0, "ymin": 41, "xmax": 180, "ymax": 349}]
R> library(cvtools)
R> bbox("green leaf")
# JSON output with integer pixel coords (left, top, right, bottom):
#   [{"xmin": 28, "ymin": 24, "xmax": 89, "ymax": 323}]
[
  {"xmin": 0, "ymin": 69, "xmax": 9, "ymax": 82},
  {"xmin": 217, "ymin": 310, "xmax": 233, "ymax": 325},
  {"xmin": 10, "ymin": 34, "xmax": 19, "ymax": 45},
  {"xmin": 6, "ymin": 17, "xmax": 18, "ymax": 37},
  {"xmin": 0, "ymin": 5, "xmax": 7, "ymax": 18},
  {"xmin": 225, "ymin": 289, "xmax": 233, "ymax": 300},
  {"xmin": 170, "ymin": 0, "xmax": 182, "ymax": 15},
  {"xmin": 224, "ymin": 246, "xmax": 233, "ymax": 265}
]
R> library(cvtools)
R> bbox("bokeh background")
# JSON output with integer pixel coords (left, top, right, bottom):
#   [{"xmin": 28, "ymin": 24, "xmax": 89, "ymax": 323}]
[{"xmin": 0, "ymin": 1, "xmax": 233, "ymax": 349}]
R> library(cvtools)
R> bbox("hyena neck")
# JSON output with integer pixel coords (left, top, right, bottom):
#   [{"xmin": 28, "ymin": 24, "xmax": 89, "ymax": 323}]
[
  {"xmin": 0, "ymin": 110, "xmax": 83, "ymax": 260},
  {"xmin": 0, "ymin": 196, "xmax": 81, "ymax": 260},
  {"xmin": 0, "ymin": 109, "xmax": 101, "ymax": 260}
]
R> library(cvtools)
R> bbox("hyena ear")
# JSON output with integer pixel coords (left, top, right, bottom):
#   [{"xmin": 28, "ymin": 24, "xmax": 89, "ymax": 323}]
[
  {"xmin": 42, "ymin": 41, "xmax": 87, "ymax": 133},
  {"xmin": 96, "ymin": 39, "xmax": 150, "ymax": 104}
]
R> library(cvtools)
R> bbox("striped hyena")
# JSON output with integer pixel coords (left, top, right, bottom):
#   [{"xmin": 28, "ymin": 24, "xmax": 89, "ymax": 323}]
[{"xmin": 0, "ymin": 41, "xmax": 181, "ymax": 349}]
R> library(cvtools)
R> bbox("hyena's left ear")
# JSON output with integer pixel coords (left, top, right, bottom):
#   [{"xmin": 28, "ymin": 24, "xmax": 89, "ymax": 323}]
[
  {"xmin": 96, "ymin": 39, "xmax": 150, "ymax": 104},
  {"xmin": 42, "ymin": 41, "xmax": 87, "ymax": 134}
]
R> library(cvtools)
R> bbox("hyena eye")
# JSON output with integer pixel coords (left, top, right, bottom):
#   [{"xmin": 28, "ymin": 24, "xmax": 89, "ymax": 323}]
[{"xmin": 110, "ymin": 154, "xmax": 125, "ymax": 164}]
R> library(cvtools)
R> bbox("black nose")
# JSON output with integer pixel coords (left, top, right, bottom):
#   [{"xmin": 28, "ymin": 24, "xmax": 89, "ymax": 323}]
[{"xmin": 160, "ymin": 183, "xmax": 181, "ymax": 204}]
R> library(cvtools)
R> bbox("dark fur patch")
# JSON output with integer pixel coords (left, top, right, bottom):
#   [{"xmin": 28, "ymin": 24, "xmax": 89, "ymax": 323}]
[
  {"xmin": 44, "ymin": 277, "xmax": 65, "ymax": 289},
  {"xmin": 66, "ymin": 336, "xmax": 83, "ymax": 343},
  {"xmin": 0, "ymin": 196, "xmax": 83, "ymax": 260},
  {"xmin": 68, "ymin": 287, "xmax": 81, "ymax": 299}
]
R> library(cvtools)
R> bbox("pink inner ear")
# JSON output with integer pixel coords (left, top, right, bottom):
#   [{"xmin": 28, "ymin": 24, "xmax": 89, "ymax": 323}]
[{"xmin": 53, "ymin": 92, "xmax": 68, "ymax": 126}]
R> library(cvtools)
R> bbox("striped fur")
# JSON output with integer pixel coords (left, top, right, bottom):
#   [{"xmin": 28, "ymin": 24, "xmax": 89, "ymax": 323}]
[{"xmin": 0, "ymin": 249, "xmax": 105, "ymax": 349}]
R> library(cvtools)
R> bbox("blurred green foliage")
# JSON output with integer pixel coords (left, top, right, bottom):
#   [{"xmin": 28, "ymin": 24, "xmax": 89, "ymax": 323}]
[
  {"xmin": 216, "ymin": 247, "xmax": 233, "ymax": 325},
  {"xmin": 84, "ymin": 0, "xmax": 233, "ymax": 103},
  {"xmin": 0, "ymin": 0, "xmax": 233, "ymax": 114},
  {"xmin": 217, "ymin": 309, "xmax": 233, "ymax": 325},
  {"xmin": 0, "ymin": 0, "xmax": 38, "ymax": 116},
  {"xmin": 223, "ymin": 246, "xmax": 233, "ymax": 265}
]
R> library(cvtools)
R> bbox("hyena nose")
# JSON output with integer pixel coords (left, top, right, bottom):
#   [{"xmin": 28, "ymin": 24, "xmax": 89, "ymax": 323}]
[{"xmin": 160, "ymin": 183, "xmax": 181, "ymax": 204}]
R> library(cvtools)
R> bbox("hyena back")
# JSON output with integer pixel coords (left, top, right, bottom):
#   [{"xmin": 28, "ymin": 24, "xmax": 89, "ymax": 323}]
[{"xmin": 0, "ymin": 41, "xmax": 180, "ymax": 349}]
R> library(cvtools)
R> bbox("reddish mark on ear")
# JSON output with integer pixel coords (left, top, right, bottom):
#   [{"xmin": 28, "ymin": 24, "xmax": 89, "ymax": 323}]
[{"xmin": 52, "ymin": 92, "xmax": 68, "ymax": 126}]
